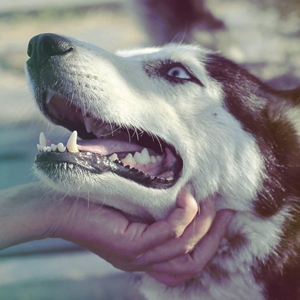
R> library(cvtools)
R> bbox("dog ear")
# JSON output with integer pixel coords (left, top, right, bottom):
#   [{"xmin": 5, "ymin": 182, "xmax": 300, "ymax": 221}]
[
  {"xmin": 267, "ymin": 86, "xmax": 300, "ymax": 137},
  {"xmin": 266, "ymin": 86, "xmax": 300, "ymax": 167},
  {"xmin": 275, "ymin": 86, "xmax": 300, "ymax": 105}
]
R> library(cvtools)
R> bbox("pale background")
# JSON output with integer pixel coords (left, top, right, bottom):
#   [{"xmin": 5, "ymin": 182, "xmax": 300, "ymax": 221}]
[{"xmin": 0, "ymin": 0, "xmax": 299, "ymax": 299}]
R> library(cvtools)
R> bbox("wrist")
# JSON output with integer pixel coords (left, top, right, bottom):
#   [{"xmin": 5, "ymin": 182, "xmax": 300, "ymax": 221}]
[{"xmin": 0, "ymin": 182, "xmax": 62, "ymax": 249}]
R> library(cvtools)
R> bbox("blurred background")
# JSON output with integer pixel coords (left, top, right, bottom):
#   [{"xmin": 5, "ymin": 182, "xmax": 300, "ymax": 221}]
[{"xmin": 0, "ymin": 0, "xmax": 299, "ymax": 299}]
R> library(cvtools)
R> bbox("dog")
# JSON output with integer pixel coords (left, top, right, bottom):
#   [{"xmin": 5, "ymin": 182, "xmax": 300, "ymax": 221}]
[{"xmin": 26, "ymin": 33, "xmax": 300, "ymax": 300}]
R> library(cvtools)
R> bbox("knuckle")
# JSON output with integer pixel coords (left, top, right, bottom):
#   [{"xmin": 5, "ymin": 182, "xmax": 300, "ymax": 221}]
[
  {"xmin": 168, "ymin": 226, "xmax": 183, "ymax": 238},
  {"xmin": 179, "ymin": 254, "xmax": 192, "ymax": 266},
  {"xmin": 115, "ymin": 244, "xmax": 139, "ymax": 259},
  {"xmin": 115, "ymin": 250, "xmax": 138, "ymax": 264},
  {"xmin": 181, "ymin": 244, "xmax": 193, "ymax": 255}
]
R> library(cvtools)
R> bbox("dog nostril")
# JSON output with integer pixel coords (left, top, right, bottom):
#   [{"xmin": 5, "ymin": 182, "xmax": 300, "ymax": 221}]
[
  {"xmin": 27, "ymin": 33, "xmax": 74, "ymax": 62},
  {"xmin": 41, "ymin": 40, "xmax": 55, "ymax": 57},
  {"xmin": 41, "ymin": 37, "xmax": 74, "ymax": 57}
]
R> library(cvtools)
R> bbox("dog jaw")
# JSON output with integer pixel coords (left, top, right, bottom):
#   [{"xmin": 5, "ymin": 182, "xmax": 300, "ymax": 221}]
[{"xmin": 27, "ymin": 35, "xmax": 265, "ymax": 220}]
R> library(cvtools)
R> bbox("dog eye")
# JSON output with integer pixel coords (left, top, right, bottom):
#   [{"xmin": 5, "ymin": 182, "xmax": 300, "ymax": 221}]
[{"xmin": 167, "ymin": 66, "xmax": 191, "ymax": 79}]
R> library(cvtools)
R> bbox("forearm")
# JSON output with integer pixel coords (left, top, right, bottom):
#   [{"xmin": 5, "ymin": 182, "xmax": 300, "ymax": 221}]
[
  {"xmin": 0, "ymin": 182, "xmax": 56, "ymax": 250},
  {"xmin": 0, "ymin": 182, "xmax": 234, "ymax": 287}
]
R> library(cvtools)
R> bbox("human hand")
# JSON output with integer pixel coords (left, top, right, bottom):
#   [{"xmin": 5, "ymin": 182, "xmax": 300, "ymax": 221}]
[
  {"xmin": 0, "ymin": 183, "xmax": 234, "ymax": 287},
  {"xmin": 49, "ymin": 186, "xmax": 234, "ymax": 287}
]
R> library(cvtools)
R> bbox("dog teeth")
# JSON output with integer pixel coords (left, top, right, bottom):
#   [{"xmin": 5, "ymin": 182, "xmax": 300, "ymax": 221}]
[
  {"xmin": 37, "ymin": 131, "xmax": 79, "ymax": 154},
  {"xmin": 39, "ymin": 132, "xmax": 47, "ymax": 147},
  {"xmin": 36, "ymin": 132, "xmax": 165, "ymax": 169},
  {"xmin": 151, "ymin": 156, "xmax": 157, "ymax": 163},
  {"xmin": 134, "ymin": 152, "xmax": 143, "ymax": 164},
  {"xmin": 123, "ymin": 153, "xmax": 134, "ymax": 165},
  {"xmin": 95, "ymin": 128, "xmax": 104, "ymax": 139},
  {"xmin": 109, "ymin": 153, "xmax": 118, "ymax": 161},
  {"xmin": 140, "ymin": 148, "xmax": 151, "ymax": 164},
  {"xmin": 46, "ymin": 91, "xmax": 55, "ymax": 104},
  {"xmin": 66, "ymin": 130, "xmax": 79, "ymax": 153},
  {"xmin": 156, "ymin": 156, "xmax": 163, "ymax": 162},
  {"xmin": 83, "ymin": 116, "xmax": 94, "ymax": 133},
  {"xmin": 57, "ymin": 142, "xmax": 66, "ymax": 153},
  {"xmin": 118, "ymin": 150, "xmax": 163, "ymax": 166}
]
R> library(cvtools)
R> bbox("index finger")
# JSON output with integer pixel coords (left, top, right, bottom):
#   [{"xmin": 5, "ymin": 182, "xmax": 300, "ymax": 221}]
[
  {"xmin": 134, "ymin": 196, "xmax": 216, "ymax": 266},
  {"xmin": 124, "ymin": 184, "xmax": 199, "ymax": 253},
  {"xmin": 148, "ymin": 209, "xmax": 235, "ymax": 275}
]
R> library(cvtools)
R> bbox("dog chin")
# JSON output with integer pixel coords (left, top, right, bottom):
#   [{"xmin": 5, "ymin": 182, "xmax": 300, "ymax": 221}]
[{"xmin": 35, "ymin": 166, "xmax": 183, "ymax": 221}]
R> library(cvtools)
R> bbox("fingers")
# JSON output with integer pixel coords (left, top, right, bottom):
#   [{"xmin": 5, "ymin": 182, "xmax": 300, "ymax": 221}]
[
  {"xmin": 60, "ymin": 184, "xmax": 199, "ymax": 270},
  {"xmin": 135, "ymin": 196, "xmax": 216, "ymax": 266},
  {"xmin": 55, "ymin": 183, "xmax": 234, "ymax": 282},
  {"xmin": 126, "ymin": 185, "xmax": 199, "ymax": 253},
  {"xmin": 147, "ymin": 209, "xmax": 234, "ymax": 275}
]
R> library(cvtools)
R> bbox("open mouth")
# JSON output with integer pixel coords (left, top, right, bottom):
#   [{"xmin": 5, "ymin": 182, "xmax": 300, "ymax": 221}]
[{"xmin": 35, "ymin": 91, "xmax": 183, "ymax": 189}]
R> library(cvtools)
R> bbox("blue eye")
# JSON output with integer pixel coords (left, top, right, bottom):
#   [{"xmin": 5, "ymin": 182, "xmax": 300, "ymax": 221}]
[{"xmin": 167, "ymin": 66, "xmax": 191, "ymax": 79}]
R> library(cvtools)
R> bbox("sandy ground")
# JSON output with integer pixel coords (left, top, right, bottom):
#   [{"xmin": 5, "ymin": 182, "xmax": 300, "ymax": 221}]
[{"xmin": 0, "ymin": 0, "xmax": 299, "ymax": 299}]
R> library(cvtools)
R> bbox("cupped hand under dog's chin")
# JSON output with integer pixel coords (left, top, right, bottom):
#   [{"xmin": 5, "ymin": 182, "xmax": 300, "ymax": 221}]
[
  {"xmin": 0, "ymin": 182, "xmax": 234, "ymax": 286},
  {"xmin": 43, "ymin": 185, "xmax": 234, "ymax": 286}
]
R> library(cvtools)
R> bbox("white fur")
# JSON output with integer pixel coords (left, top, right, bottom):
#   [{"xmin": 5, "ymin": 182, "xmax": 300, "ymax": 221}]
[{"xmin": 27, "ymin": 38, "xmax": 285, "ymax": 299}]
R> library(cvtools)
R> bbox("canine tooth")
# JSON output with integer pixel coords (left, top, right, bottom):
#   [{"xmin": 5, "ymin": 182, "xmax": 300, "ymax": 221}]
[
  {"xmin": 83, "ymin": 117, "xmax": 94, "ymax": 133},
  {"xmin": 123, "ymin": 153, "xmax": 134, "ymax": 164},
  {"xmin": 95, "ymin": 129, "xmax": 103, "ymax": 139},
  {"xmin": 39, "ymin": 132, "xmax": 47, "ymax": 147},
  {"xmin": 134, "ymin": 152, "xmax": 143, "ymax": 164},
  {"xmin": 46, "ymin": 91, "xmax": 55, "ymax": 104},
  {"xmin": 140, "ymin": 148, "xmax": 151, "ymax": 164},
  {"xmin": 66, "ymin": 131, "xmax": 79, "ymax": 153},
  {"xmin": 57, "ymin": 143, "xmax": 66, "ymax": 152},
  {"xmin": 51, "ymin": 144, "xmax": 57, "ymax": 151},
  {"xmin": 151, "ymin": 156, "xmax": 157, "ymax": 163},
  {"xmin": 109, "ymin": 153, "xmax": 118, "ymax": 161}
]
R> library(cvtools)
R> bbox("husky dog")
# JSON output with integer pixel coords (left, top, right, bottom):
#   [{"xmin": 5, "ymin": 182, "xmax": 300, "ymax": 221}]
[{"xmin": 26, "ymin": 33, "xmax": 300, "ymax": 300}]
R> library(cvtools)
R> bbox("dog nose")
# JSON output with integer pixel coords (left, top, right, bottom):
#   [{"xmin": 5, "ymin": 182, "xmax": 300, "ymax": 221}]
[{"xmin": 27, "ymin": 33, "xmax": 74, "ymax": 63}]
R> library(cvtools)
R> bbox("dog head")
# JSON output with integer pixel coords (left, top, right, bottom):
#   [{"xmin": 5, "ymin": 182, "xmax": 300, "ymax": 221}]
[{"xmin": 26, "ymin": 33, "xmax": 300, "ymax": 220}]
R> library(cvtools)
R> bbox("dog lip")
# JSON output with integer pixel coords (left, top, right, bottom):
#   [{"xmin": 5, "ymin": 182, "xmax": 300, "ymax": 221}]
[
  {"xmin": 36, "ymin": 90, "xmax": 183, "ymax": 187},
  {"xmin": 35, "ymin": 151, "xmax": 180, "ymax": 189}
]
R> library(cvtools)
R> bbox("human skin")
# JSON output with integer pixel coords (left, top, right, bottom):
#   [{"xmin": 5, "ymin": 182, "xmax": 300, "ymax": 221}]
[{"xmin": 0, "ymin": 182, "xmax": 234, "ymax": 287}]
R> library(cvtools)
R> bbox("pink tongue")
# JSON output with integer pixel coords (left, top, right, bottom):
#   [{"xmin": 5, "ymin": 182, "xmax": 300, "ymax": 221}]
[{"xmin": 77, "ymin": 139, "xmax": 144, "ymax": 156}]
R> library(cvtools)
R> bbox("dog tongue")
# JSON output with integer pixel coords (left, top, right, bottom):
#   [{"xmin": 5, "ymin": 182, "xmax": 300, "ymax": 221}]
[{"xmin": 77, "ymin": 139, "xmax": 144, "ymax": 156}]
